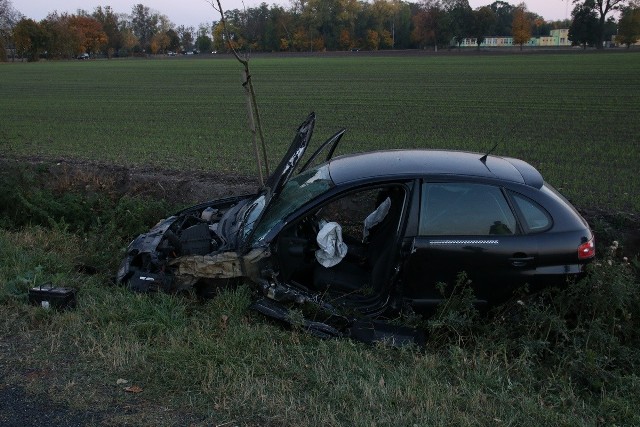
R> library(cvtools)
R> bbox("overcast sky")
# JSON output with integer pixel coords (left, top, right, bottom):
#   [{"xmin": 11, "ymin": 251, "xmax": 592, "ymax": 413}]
[{"xmin": 17, "ymin": 0, "xmax": 574, "ymax": 30}]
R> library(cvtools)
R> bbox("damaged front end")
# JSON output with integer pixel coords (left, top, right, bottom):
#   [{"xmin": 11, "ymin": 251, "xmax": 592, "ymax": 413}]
[
  {"xmin": 117, "ymin": 113, "xmax": 318, "ymax": 296},
  {"xmin": 116, "ymin": 194, "xmax": 267, "ymax": 294},
  {"xmin": 116, "ymin": 113, "xmax": 424, "ymax": 346}
]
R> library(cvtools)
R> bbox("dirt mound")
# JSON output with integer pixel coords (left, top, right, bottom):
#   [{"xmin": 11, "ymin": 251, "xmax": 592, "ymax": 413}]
[{"xmin": 1, "ymin": 155, "xmax": 258, "ymax": 206}]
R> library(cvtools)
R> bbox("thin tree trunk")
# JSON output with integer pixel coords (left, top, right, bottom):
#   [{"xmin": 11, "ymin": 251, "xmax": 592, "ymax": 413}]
[
  {"xmin": 243, "ymin": 71, "xmax": 264, "ymax": 186},
  {"xmin": 211, "ymin": 0, "xmax": 270, "ymax": 185}
]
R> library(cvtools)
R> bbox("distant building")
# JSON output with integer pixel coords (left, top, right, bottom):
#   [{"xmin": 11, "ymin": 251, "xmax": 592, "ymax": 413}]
[
  {"xmin": 550, "ymin": 29, "xmax": 570, "ymax": 46},
  {"xmin": 453, "ymin": 29, "xmax": 572, "ymax": 48}
]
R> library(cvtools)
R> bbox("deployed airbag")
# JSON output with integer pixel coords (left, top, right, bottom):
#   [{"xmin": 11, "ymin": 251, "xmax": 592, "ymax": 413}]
[
  {"xmin": 315, "ymin": 221, "xmax": 348, "ymax": 267},
  {"xmin": 363, "ymin": 197, "xmax": 391, "ymax": 240}
]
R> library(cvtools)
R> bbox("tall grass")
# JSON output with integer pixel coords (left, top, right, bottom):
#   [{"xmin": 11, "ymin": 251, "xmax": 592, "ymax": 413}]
[{"xmin": 1, "ymin": 226, "xmax": 638, "ymax": 426}]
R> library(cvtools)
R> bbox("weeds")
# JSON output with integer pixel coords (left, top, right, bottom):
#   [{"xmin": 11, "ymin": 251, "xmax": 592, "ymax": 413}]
[
  {"xmin": 427, "ymin": 273, "xmax": 480, "ymax": 347},
  {"xmin": 474, "ymin": 242, "xmax": 640, "ymax": 403},
  {"xmin": 0, "ymin": 163, "xmax": 173, "ymax": 272},
  {"xmin": 1, "ymin": 167, "xmax": 639, "ymax": 425}
]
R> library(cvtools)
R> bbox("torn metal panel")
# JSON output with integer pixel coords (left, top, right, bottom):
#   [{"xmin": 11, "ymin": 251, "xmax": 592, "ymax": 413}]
[{"xmin": 170, "ymin": 248, "xmax": 269, "ymax": 280}]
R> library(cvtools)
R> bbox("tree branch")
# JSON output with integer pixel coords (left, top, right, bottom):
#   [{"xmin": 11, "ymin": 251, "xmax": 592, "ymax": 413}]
[{"xmin": 207, "ymin": 0, "xmax": 270, "ymax": 184}]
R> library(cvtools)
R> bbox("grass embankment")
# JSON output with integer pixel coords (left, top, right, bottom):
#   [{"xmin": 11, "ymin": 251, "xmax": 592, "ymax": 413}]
[
  {"xmin": 1, "ymin": 148, "xmax": 639, "ymax": 425},
  {"xmin": 1, "ymin": 52, "xmax": 639, "ymax": 212}
]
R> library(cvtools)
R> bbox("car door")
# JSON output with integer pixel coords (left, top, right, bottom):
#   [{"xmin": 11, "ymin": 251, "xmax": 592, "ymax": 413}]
[{"xmin": 402, "ymin": 181, "xmax": 539, "ymax": 308}]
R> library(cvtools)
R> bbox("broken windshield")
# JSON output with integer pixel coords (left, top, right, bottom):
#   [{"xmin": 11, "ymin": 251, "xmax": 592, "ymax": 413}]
[{"xmin": 249, "ymin": 165, "xmax": 334, "ymax": 243}]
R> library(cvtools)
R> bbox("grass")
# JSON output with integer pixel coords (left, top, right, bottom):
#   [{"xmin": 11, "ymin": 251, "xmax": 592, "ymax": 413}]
[
  {"xmin": 1, "ymin": 221, "xmax": 638, "ymax": 426},
  {"xmin": 1, "ymin": 52, "xmax": 639, "ymax": 211},
  {"xmin": 0, "ymin": 163, "xmax": 639, "ymax": 426}
]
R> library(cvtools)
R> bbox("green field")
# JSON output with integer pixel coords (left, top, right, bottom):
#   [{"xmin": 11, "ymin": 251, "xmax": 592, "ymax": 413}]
[{"xmin": 2, "ymin": 52, "xmax": 639, "ymax": 212}]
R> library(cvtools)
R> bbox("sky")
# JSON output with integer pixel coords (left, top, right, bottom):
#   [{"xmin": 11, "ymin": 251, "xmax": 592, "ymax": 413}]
[{"xmin": 17, "ymin": 0, "xmax": 574, "ymax": 30}]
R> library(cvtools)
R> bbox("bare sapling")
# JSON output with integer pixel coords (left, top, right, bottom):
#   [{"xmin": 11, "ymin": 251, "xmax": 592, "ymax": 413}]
[{"xmin": 209, "ymin": 0, "xmax": 269, "ymax": 186}]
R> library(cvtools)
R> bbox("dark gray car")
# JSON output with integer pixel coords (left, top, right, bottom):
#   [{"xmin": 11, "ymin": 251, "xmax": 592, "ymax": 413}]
[{"xmin": 117, "ymin": 113, "xmax": 595, "ymax": 344}]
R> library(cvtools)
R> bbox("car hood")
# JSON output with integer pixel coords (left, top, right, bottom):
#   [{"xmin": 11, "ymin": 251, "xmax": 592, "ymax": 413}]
[
  {"xmin": 240, "ymin": 112, "xmax": 315, "ymax": 247},
  {"xmin": 264, "ymin": 112, "xmax": 315, "ymax": 197}
]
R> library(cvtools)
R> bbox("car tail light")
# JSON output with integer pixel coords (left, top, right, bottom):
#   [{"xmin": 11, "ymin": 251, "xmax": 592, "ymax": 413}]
[{"xmin": 578, "ymin": 238, "xmax": 595, "ymax": 260}]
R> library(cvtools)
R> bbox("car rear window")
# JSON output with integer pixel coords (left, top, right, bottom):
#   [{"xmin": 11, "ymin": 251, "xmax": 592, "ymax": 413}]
[
  {"xmin": 419, "ymin": 182, "xmax": 517, "ymax": 236},
  {"xmin": 511, "ymin": 193, "xmax": 552, "ymax": 232}
]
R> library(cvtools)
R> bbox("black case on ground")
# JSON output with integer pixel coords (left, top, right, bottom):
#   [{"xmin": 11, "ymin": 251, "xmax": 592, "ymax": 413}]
[{"xmin": 28, "ymin": 284, "xmax": 77, "ymax": 309}]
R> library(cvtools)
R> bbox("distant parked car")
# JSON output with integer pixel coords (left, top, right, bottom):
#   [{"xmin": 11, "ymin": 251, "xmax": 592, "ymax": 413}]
[
  {"xmin": 117, "ymin": 113, "xmax": 595, "ymax": 344},
  {"xmin": 167, "ymin": 51, "xmax": 177, "ymax": 56},
  {"xmin": 77, "ymin": 53, "xmax": 89, "ymax": 60}
]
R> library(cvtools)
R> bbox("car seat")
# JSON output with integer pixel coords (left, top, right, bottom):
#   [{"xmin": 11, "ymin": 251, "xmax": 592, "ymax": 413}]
[{"xmin": 313, "ymin": 187, "xmax": 404, "ymax": 296}]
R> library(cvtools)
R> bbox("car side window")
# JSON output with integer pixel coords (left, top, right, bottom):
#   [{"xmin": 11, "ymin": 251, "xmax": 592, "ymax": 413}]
[
  {"xmin": 419, "ymin": 182, "xmax": 517, "ymax": 236},
  {"xmin": 316, "ymin": 185, "xmax": 404, "ymax": 242},
  {"xmin": 511, "ymin": 193, "xmax": 551, "ymax": 232}
]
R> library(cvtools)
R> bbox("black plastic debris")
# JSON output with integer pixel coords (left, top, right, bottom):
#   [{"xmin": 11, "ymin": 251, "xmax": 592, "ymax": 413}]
[
  {"xmin": 127, "ymin": 272, "xmax": 173, "ymax": 293},
  {"xmin": 348, "ymin": 319, "xmax": 425, "ymax": 348},
  {"xmin": 179, "ymin": 223, "xmax": 213, "ymax": 255},
  {"xmin": 28, "ymin": 284, "xmax": 77, "ymax": 310}
]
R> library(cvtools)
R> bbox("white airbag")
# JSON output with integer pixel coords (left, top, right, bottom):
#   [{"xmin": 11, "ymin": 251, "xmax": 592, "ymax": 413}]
[{"xmin": 315, "ymin": 221, "xmax": 348, "ymax": 267}]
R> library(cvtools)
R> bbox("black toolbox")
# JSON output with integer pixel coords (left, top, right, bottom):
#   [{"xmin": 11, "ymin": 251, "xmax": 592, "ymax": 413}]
[{"xmin": 28, "ymin": 284, "xmax": 77, "ymax": 310}]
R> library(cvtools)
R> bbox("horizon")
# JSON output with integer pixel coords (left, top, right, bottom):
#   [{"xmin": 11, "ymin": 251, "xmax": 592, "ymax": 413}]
[{"xmin": 17, "ymin": 0, "xmax": 573, "ymax": 31}]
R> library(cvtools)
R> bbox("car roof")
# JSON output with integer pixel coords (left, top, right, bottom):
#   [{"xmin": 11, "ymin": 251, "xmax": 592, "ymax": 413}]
[{"xmin": 327, "ymin": 150, "xmax": 544, "ymax": 188}]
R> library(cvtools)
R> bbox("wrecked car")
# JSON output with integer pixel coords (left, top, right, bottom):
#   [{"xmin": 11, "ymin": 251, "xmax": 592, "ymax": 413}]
[{"xmin": 117, "ymin": 113, "xmax": 595, "ymax": 344}]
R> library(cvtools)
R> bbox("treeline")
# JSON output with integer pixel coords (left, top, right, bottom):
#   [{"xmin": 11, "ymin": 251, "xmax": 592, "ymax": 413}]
[{"xmin": 1, "ymin": 0, "xmax": 639, "ymax": 61}]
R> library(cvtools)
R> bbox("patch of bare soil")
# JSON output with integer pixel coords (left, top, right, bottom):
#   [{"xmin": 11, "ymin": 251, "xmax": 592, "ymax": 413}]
[{"xmin": 1, "ymin": 155, "xmax": 259, "ymax": 207}]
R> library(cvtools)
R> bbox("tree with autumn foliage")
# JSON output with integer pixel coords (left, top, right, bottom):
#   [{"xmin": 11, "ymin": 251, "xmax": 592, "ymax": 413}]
[
  {"xmin": 366, "ymin": 28, "xmax": 380, "ymax": 49},
  {"xmin": 339, "ymin": 27, "xmax": 352, "ymax": 49},
  {"xmin": 411, "ymin": 2, "xmax": 451, "ymax": 51},
  {"xmin": 92, "ymin": 6, "xmax": 122, "ymax": 58},
  {"xmin": 40, "ymin": 12, "xmax": 77, "ymax": 59},
  {"xmin": 367, "ymin": 0, "xmax": 400, "ymax": 49},
  {"xmin": 512, "ymin": 3, "xmax": 531, "ymax": 49},
  {"xmin": 131, "ymin": 3, "xmax": 169, "ymax": 52},
  {"xmin": 120, "ymin": 28, "xmax": 138, "ymax": 56},
  {"xmin": 150, "ymin": 31, "xmax": 169, "ymax": 54},
  {"xmin": 68, "ymin": 15, "xmax": 108, "ymax": 56},
  {"xmin": 13, "ymin": 18, "xmax": 45, "ymax": 61},
  {"xmin": 8, "ymin": 0, "xmax": 612, "ymax": 57}
]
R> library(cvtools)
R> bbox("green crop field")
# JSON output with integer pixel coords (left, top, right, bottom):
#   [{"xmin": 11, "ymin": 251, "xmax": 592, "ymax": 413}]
[{"xmin": 2, "ymin": 52, "xmax": 639, "ymax": 212}]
